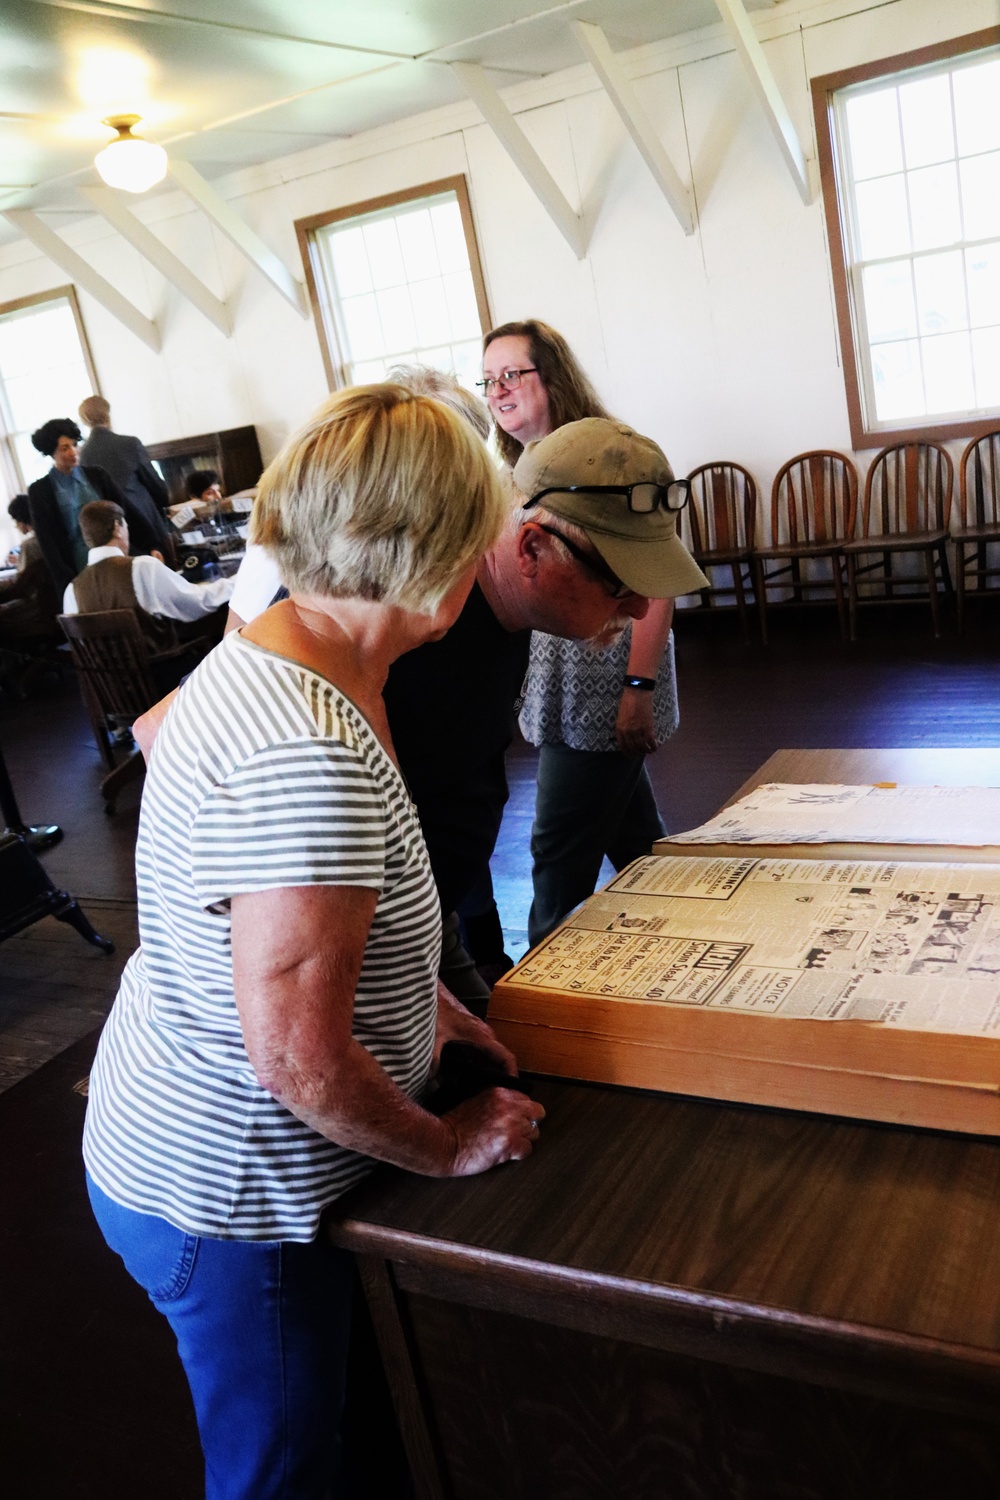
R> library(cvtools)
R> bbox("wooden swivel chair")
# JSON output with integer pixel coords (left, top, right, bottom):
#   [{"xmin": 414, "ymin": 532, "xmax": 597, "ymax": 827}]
[
  {"xmin": 683, "ymin": 462, "xmax": 759, "ymax": 641},
  {"xmin": 953, "ymin": 430, "xmax": 1000, "ymax": 635},
  {"xmin": 754, "ymin": 451, "xmax": 857, "ymax": 643},
  {"xmin": 841, "ymin": 442, "xmax": 954, "ymax": 640},
  {"xmin": 58, "ymin": 609, "xmax": 205, "ymax": 813}
]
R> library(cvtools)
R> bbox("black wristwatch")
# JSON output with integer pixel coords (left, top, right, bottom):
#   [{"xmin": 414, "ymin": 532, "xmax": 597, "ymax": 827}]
[{"xmin": 624, "ymin": 675, "xmax": 656, "ymax": 692}]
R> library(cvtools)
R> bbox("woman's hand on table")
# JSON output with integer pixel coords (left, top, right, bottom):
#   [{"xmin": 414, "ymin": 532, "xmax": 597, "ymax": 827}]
[
  {"xmin": 433, "ymin": 979, "xmax": 517, "ymax": 1076},
  {"xmin": 441, "ymin": 1087, "xmax": 545, "ymax": 1175},
  {"xmin": 233, "ymin": 886, "xmax": 541, "ymax": 1179}
]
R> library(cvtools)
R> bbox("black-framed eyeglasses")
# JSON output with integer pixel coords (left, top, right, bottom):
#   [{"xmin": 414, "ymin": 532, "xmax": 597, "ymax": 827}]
[
  {"xmin": 532, "ymin": 523, "xmax": 634, "ymax": 600},
  {"xmin": 475, "ymin": 367, "xmax": 538, "ymax": 396},
  {"xmin": 528, "ymin": 480, "xmax": 690, "ymax": 514}
]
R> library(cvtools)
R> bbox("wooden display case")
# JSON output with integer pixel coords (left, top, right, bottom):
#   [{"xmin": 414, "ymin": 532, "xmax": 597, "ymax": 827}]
[
  {"xmin": 489, "ymin": 748, "xmax": 1000, "ymax": 1137},
  {"xmin": 146, "ymin": 425, "xmax": 263, "ymax": 506}
]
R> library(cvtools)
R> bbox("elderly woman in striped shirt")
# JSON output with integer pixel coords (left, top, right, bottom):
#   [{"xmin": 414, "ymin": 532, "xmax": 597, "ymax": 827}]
[{"xmin": 83, "ymin": 384, "xmax": 544, "ymax": 1500}]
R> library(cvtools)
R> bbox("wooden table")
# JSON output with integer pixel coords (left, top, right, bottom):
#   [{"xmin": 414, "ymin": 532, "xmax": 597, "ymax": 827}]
[{"xmin": 329, "ymin": 750, "xmax": 1000, "ymax": 1500}]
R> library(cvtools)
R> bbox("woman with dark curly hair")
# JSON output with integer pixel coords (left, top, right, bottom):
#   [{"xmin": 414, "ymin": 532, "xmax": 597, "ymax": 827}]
[{"xmin": 27, "ymin": 416, "xmax": 162, "ymax": 596}]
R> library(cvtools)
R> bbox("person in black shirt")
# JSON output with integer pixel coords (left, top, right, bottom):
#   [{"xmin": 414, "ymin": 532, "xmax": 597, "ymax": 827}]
[{"xmin": 137, "ymin": 381, "xmax": 700, "ymax": 1017}]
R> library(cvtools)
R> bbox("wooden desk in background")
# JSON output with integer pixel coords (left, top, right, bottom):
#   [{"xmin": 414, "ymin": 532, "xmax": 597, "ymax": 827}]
[{"xmin": 329, "ymin": 750, "xmax": 1000, "ymax": 1500}]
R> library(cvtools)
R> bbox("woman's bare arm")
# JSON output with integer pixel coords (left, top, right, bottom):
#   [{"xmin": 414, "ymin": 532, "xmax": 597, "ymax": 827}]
[
  {"xmin": 231, "ymin": 883, "xmax": 542, "ymax": 1177},
  {"xmin": 133, "ymin": 690, "xmax": 177, "ymax": 760},
  {"xmin": 616, "ymin": 596, "xmax": 675, "ymax": 755}
]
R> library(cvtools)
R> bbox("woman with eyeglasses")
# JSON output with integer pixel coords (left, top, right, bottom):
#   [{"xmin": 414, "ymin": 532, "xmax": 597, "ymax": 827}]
[{"xmin": 480, "ymin": 319, "xmax": 685, "ymax": 947}]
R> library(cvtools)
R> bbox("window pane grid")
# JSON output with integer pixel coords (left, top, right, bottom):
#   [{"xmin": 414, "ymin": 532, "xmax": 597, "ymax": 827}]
[
  {"xmin": 313, "ymin": 190, "xmax": 484, "ymax": 393},
  {"xmin": 836, "ymin": 46, "xmax": 1000, "ymax": 428},
  {"xmin": 0, "ymin": 295, "xmax": 95, "ymax": 491}
]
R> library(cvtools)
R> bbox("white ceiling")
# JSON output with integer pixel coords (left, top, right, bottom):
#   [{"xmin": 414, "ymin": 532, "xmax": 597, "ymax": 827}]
[{"xmin": 1, "ymin": 0, "xmax": 781, "ymax": 236}]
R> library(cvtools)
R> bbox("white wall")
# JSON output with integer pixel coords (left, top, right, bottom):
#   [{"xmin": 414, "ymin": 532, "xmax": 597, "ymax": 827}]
[{"xmin": 0, "ymin": 0, "xmax": 996, "ymax": 560}]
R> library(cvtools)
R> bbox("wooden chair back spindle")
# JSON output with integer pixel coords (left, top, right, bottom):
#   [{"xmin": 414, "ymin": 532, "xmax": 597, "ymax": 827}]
[
  {"xmin": 685, "ymin": 463, "xmax": 756, "ymax": 554},
  {"xmin": 771, "ymin": 451, "xmax": 857, "ymax": 551},
  {"xmin": 953, "ymin": 430, "xmax": 1000, "ymax": 633},
  {"xmin": 683, "ymin": 463, "xmax": 759, "ymax": 642},
  {"xmin": 864, "ymin": 442, "xmax": 953, "ymax": 537}
]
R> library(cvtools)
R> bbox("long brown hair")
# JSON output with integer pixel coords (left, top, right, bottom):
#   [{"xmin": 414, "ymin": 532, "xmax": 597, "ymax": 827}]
[{"xmin": 483, "ymin": 319, "xmax": 610, "ymax": 468}]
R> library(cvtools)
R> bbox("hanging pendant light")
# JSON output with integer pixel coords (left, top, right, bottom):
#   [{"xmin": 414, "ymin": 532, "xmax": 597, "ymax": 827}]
[{"xmin": 94, "ymin": 115, "xmax": 167, "ymax": 194}]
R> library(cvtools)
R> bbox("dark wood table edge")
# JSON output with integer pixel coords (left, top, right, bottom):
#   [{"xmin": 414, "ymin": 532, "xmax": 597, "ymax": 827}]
[{"xmin": 329, "ymin": 1219, "xmax": 1000, "ymax": 1420}]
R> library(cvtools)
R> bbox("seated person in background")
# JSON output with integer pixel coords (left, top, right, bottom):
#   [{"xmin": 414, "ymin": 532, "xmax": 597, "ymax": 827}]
[
  {"xmin": 0, "ymin": 494, "xmax": 59, "ymax": 646},
  {"xmin": 78, "ymin": 396, "xmax": 174, "ymax": 561},
  {"xmin": 28, "ymin": 418, "xmax": 165, "ymax": 598},
  {"xmin": 6, "ymin": 493, "xmax": 40, "ymax": 568},
  {"xmin": 63, "ymin": 501, "xmax": 234, "ymax": 654},
  {"xmin": 186, "ymin": 468, "xmax": 222, "ymax": 504}
]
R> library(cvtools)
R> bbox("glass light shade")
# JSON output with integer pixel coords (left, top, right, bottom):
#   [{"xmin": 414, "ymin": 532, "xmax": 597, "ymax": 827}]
[{"xmin": 95, "ymin": 127, "xmax": 167, "ymax": 193}]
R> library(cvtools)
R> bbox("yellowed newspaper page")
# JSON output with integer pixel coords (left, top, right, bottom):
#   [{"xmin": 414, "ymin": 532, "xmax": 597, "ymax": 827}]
[{"xmin": 510, "ymin": 855, "xmax": 1000, "ymax": 1036}]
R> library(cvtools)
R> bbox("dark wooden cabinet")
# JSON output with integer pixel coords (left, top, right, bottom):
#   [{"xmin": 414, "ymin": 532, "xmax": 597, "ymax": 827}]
[{"xmin": 145, "ymin": 425, "xmax": 263, "ymax": 505}]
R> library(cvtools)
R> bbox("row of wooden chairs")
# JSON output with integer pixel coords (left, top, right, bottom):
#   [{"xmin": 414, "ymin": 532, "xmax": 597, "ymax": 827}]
[{"xmin": 682, "ymin": 432, "xmax": 1000, "ymax": 641}]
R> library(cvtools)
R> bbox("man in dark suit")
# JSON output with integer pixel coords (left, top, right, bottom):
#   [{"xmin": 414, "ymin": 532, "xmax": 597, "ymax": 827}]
[
  {"xmin": 79, "ymin": 396, "xmax": 174, "ymax": 561},
  {"xmin": 27, "ymin": 417, "xmax": 164, "ymax": 598}
]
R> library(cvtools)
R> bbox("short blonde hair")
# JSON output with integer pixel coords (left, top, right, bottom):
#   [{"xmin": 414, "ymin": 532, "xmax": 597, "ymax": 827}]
[
  {"xmin": 79, "ymin": 395, "xmax": 111, "ymax": 427},
  {"xmin": 251, "ymin": 384, "xmax": 506, "ymax": 612}
]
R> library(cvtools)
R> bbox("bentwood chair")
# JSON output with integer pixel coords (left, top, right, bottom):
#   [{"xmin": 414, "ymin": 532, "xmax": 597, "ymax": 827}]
[
  {"xmin": 841, "ymin": 442, "xmax": 954, "ymax": 640},
  {"xmin": 683, "ymin": 462, "xmax": 759, "ymax": 641},
  {"xmin": 754, "ymin": 451, "xmax": 857, "ymax": 642},
  {"xmin": 58, "ymin": 609, "xmax": 206, "ymax": 812},
  {"xmin": 953, "ymin": 430, "xmax": 1000, "ymax": 635}
]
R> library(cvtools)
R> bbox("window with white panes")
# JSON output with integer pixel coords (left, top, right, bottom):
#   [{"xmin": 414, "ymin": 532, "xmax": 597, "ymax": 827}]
[
  {"xmin": 828, "ymin": 42, "xmax": 1000, "ymax": 437},
  {"xmin": 0, "ymin": 288, "xmax": 98, "ymax": 496},
  {"xmin": 299, "ymin": 179, "xmax": 490, "ymax": 394}
]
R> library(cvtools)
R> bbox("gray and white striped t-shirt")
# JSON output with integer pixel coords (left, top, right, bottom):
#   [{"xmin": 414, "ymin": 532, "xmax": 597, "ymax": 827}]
[{"xmin": 83, "ymin": 631, "xmax": 440, "ymax": 1243}]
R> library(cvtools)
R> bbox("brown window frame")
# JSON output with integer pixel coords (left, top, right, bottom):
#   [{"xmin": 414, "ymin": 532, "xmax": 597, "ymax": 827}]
[
  {"xmin": 812, "ymin": 26, "xmax": 1000, "ymax": 449},
  {"xmin": 295, "ymin": 175, "xmax": 492, "ymax": 391},
  {"xmin": 0, "ymin": 284, "xmax": 101, "ymax": 489}
]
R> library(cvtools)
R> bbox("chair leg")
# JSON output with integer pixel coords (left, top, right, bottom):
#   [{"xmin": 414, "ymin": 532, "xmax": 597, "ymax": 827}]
[
  {"xmin": 52, "ymin": 895, "xmax": 115, "ymax": 954},
  {"xmin": 731, "ymin": 563, "xmax": 750, "ymax": 643},
  {"xmin": 847, "ymin": 553, "xmax": 858, "ymax": 642},
  {"xmin": 882, "ymin": 550, "xmax": 893, "ymax": 598},
  {"xmin": 956, "ymin": 543, "xmax": 966, "ymax": 637},
  {"xmin": 101, "ymin": 748, "xmax": 146, "ymax": 814},
  {"xmin": 926, "ymin": 547, "xmax": 941, "ymax": 639},
  {"xmin": 831, "ymin": 552, "xmax": 848, "ymax": 640},
  {"xmin": 938, "ymin": 540, "xmax": 953, "ymax": 598},
  {"xmin": 752, "ymin": 558, "xmax": 768, "ymax": 645}
]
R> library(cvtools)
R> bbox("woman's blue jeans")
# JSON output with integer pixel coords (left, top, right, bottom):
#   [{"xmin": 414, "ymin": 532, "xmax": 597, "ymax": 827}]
[{"xmin": 87, "ymin": 1174, "xmax": 354, "ymax": 1500}]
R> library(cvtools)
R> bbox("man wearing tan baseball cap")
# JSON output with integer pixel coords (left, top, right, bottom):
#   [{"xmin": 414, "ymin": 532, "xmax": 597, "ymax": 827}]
[
  {"xmin": 510, "ymin": 417, "xmax": 708, "ymax": 948},
  {"xmin": 512, "ymin": 417, "xmax": 708, "ymax": 601}
]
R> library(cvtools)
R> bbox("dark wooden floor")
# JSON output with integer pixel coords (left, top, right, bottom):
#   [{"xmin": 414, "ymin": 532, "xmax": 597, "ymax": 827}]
[{"xmin": 4, "ymin": 601, "xmax": 1000, "ymax": 1497}]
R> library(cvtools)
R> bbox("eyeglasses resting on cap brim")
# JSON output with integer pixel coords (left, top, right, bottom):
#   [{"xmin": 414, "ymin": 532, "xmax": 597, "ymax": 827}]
[{"xmin": 525, "ymin": 480, "xmax": 690, "ymax": 514}]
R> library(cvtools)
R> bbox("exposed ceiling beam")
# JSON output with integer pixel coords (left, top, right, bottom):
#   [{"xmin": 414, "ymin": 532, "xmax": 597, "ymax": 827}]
[
  {"xmin": 450, "ymin": 61, "xmax": 587, "ymax": 260},
  {"xmin": 0, "ymin": 208, "xmax": 160, "ymax": 351},
  {"xmin": 711, "ymin": 0, "xmax": 813, "ymax": 206},
  {"xmin": 80, "ymin": 185, "xmax": 231, "ymax": 336},
  {"xmin": 167, "ymin": 158, "xmax": 309, "ymax": 318},
  {"xmin": 31, "ymin": 0, "xmax": 410, "ymax": 59},
  {"xmin": 572, "ymin": 21, "xmax": 695, "ymax": 236}
]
